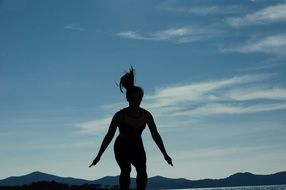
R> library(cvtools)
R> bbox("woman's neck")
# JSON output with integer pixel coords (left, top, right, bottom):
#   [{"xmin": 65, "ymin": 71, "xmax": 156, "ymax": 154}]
[{"xmin": 127, "ymin": 105, "xmax": 142, "ymax": 114}]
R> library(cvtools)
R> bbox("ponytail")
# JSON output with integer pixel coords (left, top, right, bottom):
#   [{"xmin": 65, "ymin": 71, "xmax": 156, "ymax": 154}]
[
  {"xmin": 120, "ymin": 66, "xmax": 135, "ymax": 93},
  {"xmin": 119, "ymin": 66, "xmax": 144, "ymax": 100}
]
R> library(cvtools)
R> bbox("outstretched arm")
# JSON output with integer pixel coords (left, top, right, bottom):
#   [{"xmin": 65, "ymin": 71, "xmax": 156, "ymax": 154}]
[
  {"xmin": 146, "ymin": 111, "xmax": 173, "ymax": 166},
  {"xmin": 89, "ymin": 112, "xmax": 121, "ymax": 167}
]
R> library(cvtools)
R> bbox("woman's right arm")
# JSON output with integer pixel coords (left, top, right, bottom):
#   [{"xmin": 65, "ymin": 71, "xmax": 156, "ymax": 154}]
[{"xmin": 89, "ymin": 111, "xmax": 121, "ymax": 167}]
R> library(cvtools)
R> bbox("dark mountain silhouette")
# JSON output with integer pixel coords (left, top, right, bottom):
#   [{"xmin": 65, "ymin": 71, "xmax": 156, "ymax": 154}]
[
  {"xmin": 0, "ymin": 171, "xmax": 286, "ymax": 189},
  {"xmin": 0, "ymin": 171, "xmax": 89, "ymax": 186}
]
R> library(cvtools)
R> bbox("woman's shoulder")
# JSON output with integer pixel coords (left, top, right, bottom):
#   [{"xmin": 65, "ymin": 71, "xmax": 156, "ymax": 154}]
[
  {"xmin": 113, "ymin": 108, "xmax": 126, "ymax": 120},
  {"xmin": 115, "ymin": 108, "xmax": 126, "ymax": 115},
  {"xmin": 115, "ymin": 107, "xmax": 131, "ymax": 117},
  {"xmin": 140, "ymin": 108, "xmax": 153, "ymax": 118}
]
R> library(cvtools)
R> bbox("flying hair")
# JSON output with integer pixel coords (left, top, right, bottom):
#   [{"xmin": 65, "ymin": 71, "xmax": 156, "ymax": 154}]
[
  {"xmin": 120, "ymin": 66, "xmax": 135, "ymax": 93},
  {"xmin": 119, "ymin": 66, "xmax": 144, "ymax": 101}
]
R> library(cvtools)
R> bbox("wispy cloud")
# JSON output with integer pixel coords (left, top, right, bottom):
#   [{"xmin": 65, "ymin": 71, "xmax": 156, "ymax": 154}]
[
  {"xmin": 159, "ymin": 1, "xmax": 242, "ymax": 16},
  {"xmin": 144, "ymin": 73, "xmax": 286, "ymax": 118},
  {"xmin": 64, "ymin": 23, "xmax": 86, "ymax": 32},
  {"xmin": 221, "ymin": 34, "xmax": 286, "ymax": 56},
  {"xmin": 145, "ymin": 73, "xmax": 274, "ymax": 108},
  {"xmin": 237, "ymin": 61, "xmax": 284, "ymax": 72},
  {"xmin": 76, "ymin": 73, "xmax": 286, "ymax": 134},
  {"xmin": 226, "ymin": 3, "xmax": 286, "ymax": 27},
  {"xmin": 117, "ymin": 26, "xmax": 218, "ymax": 43},
  {"xmin": 151, "ymin": 27, "xmax": 204, "ymax": 43},
  {"xmin": 175, "ymin": 102, "xmax": 286, "ymax": 117},
  {"xmin": 76, "ymin": 117, "xmax": 111, "ymax": 135},
  {"xmin": 226, "ymin": 88, "xmax": 286, "ymax": 101},
  {"xmin": 117, "ymin": 31, "xmax": 145, "ymax": 40}
]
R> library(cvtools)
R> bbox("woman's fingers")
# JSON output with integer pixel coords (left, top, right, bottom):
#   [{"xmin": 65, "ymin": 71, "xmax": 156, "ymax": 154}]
[
  {"xmin": 89, "ymin": 156, "xmax": 101, "ymax": 168},
  {"xmin": 164, "ymin": 155, "xmax": 173, "ymax": 166}
]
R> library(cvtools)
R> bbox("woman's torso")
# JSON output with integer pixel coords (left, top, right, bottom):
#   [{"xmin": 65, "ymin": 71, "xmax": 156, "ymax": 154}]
[{"xmin": 117, "ymin": 107, "xmax": 147, "ymax": 140}]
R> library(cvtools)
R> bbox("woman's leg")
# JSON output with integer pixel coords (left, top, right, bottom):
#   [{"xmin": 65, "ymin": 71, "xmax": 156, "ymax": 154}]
[
  {"xmin": 132, "ymin": 142, "xmax": 147, "ymax": 190},
  {"xmin": 135, "ymin": 164, "xmax": 147, "ymax": 190},
  {"xmin": 114, "ymin": 138, "xmax": 131, "ymax": 190},
  {"xmin": 119, "ymin": 164, "xmax": 131, "ymax": 190}
]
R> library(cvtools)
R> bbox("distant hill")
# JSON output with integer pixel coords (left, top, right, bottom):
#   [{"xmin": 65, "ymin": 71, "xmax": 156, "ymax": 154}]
[
  {"xmin": 0, "ymin": 171, "xmax": 286, "ymax": 189},
  {"xmin": 0, "ymin": 171, "xmax": 89, "ymax": 186}
]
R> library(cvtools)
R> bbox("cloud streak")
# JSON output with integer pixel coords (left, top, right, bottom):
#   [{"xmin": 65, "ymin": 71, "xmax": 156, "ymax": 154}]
[
  {"xmin": 175, "ymin": 102, "xmax": 286, "ymax": 117},
  {"xmin": 160, "ymin": 2, "xmax": 242, "ymax": 16},
  {"xmin": 76, "ymin": 117, "xmax": 111, "ymax": 135},
  {"xmin": 117, "ymin": 31, "xmax": 145, "ymax": 40},
  {"xmin": 145, "ymin": 73, "xmax": 274, "ymax": 108},
  {"xmin": 221, "ymin": 34, "xmax": 286, "ymax": 56},
  {"xmin": 65, "ymin": 23, "xmax": 86, "ymax": 31},
  {"xmin": 226, "ymin": 3, "xmax": 286, "ymax": 27},
  {"xmin": 226, "ymin": 88, "xmax": 286, "ymax": 101},
  {"xmin": 117, "ymin": 26, "xmax": 217, "ymax": 43}
]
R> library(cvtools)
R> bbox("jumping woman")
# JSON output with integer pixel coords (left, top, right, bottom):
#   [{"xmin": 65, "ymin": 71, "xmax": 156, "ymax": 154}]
[{"xmin": 89, "ymin": 67, "xmax": 173, "ymax": 190}]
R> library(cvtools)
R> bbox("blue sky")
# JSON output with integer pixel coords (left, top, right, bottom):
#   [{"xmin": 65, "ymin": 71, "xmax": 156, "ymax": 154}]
[{"xmin": 1, "ymin": 0, "xmax": 286, "ymax": 180}]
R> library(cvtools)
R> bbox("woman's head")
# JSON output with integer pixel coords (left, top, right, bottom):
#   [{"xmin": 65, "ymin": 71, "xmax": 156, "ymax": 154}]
[{"xmin": 120, "ymin": 67, "xmax": 144, "ymax": 106}]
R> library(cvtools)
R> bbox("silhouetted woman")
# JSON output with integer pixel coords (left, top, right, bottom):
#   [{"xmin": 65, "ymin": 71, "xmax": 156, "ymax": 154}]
[{"xmin": 89, "ymin": 67, "xmax": 173, "ymax": 190}]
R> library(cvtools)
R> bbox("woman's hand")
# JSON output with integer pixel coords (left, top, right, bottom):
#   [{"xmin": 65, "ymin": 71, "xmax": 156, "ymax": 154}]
[
  {"xmin": 89, "ymin": 156, "xmax": 100, "ymax": 168},
  {"xmin": 164, "ymin": 154, "xmax": 173, "ymax": 166}
]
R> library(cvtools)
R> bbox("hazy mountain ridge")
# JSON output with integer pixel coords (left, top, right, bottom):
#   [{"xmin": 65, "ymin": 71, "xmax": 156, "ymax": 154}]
[{"xmin": 0, "ymin": 171, "xmax": 285, "ymax": 189}]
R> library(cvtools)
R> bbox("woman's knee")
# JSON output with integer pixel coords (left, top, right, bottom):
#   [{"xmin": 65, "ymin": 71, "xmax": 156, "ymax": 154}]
[
  {"xmin": 121, "ymin": 165, "xmax": 131, "ymax": 175},
  {"xmin": 135, "ymin": 164, "xmax": 146, "ymax": 172}
]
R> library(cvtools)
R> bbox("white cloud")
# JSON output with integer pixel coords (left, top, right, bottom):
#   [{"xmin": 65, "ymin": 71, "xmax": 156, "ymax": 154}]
[
  {"xmin": 145, "ymin": 73, "xmax": 274, "ymax": 108},
  {"xmin": 76, "ymin": 117, "xmax": 111, "ymax": 134},
  {"xmin": 175, "ymin": 102, "xmax": 286, "ymax": 117},
  {"xmin": 221, "ymin": 34, "xmax": 286, "ymax": 56},
  {"xmin": 65, "ymin": 23, "xmax": 86, "ymax": 31},
  {"xmin": 117, "ymin": 26, "xmax": 217, "ymax": 43},
  {"xmin": 226, "ymin": 88, "xmax": 286, "ymax": 101},
  {"xmin": 226, "ymin": 3, "xmax": 286, "ymax": 27},
  {"xmin": 151, "ymin": 27, "xmax": 193, "ymax": 40},
  {"xmin": 117, "ymin": 31, "xmax": 144, "ymax": 40},
  {"xmin": 160, "ymin": 2, "xmax": 242, "ymax": 16},
  {"xmin": 237, "ymin": 61, "xmax": 284, "ymax": 72}
]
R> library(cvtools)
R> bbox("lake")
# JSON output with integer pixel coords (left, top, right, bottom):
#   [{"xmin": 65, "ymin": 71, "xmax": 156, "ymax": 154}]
[{"xmin": 169, "ymin": 185, "xmax": 286, "ymax": 190}]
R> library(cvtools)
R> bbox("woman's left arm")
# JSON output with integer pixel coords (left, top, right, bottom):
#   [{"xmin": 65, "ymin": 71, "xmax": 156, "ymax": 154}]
[{"xmin": 146, "ymin": 110, "xmax": 173, "ymax": 166}]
